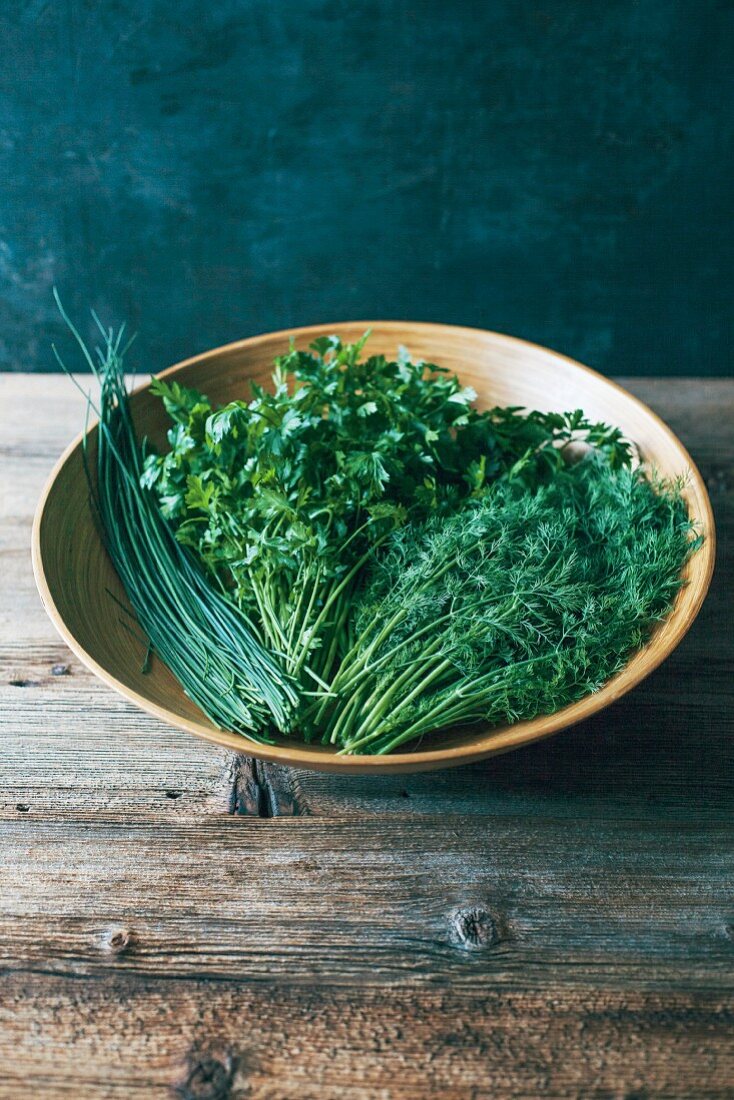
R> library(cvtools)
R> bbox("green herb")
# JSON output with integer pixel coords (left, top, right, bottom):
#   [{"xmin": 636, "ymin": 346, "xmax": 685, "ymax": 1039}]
[
  {"xmin": 304, "ymin": 455, "xmax": 699, "ymax": 753},
  {"xmin": 55, "ymin": 303, "xmax": 698, "ymax": 755},
  {"xmin": 142, "ymin": 336, "xmax": 632, "ymax": 694}
]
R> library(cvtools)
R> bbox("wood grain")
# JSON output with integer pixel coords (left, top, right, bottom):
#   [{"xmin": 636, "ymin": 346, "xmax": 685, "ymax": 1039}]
[
  {"xmin": 0, "ymin": 976, "xmax": 730, "ymax": 1095},
  {"xmin": 0, "ymin": 374, "xmax": 732, "ymax": 1097},
  {"xmin": 0, "ymin": 977, "xmax": 731, "ymax": 1099},
  {"xmin": 1, "ymin": 814, "xmax": 731, "ymax": 988}
]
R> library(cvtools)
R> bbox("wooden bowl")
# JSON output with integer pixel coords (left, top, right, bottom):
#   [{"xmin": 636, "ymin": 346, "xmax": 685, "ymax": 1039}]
[{"xmin": 32, "ymin": 323, "xmax": 715, "ymax": 774}]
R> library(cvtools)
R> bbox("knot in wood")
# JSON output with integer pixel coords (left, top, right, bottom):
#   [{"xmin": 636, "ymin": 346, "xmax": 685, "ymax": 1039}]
[
  {"xmin": 103, "ymin": 925, "xmax": 133, "ymax": 954},
  {"xmin": 178, "ymin": 1056, "xmax": 235, "ymax": 1100},
  {"xmin": 450, "ymin": 906, "xmax": 500, "ymax": 950}
]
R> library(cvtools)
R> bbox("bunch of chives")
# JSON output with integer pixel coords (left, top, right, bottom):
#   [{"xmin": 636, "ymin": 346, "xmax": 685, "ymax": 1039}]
[{"xmin": 54, "ymin": 293, "xmax": 297, "ymax": 740}]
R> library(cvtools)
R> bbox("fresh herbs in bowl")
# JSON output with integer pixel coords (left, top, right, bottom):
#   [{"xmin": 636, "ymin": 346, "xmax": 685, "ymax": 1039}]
[{"xmin": 56, "ymin": 303, "xmax": 701, "ymax": 755}]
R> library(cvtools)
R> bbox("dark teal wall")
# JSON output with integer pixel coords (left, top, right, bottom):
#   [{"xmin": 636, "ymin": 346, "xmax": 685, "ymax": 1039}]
[{"xmin": 2, "ymin": 1, "xmax": 731, "ymax": 375}]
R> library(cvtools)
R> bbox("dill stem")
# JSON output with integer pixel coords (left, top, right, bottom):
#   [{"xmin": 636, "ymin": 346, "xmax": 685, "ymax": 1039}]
[
  {"xmin": 351, "ymin": 635, "xmax": 445, "ymax": 731},
  {"xmin": 342, "ymin": 656, "xmax": 455, "ymax": 752},
  {"xmin": 326, "ymin": 594, "xmax": 414, "ymax": 692},
  {"xmin": 327, "ymin": 549, "xmax": 472, "ymax": 697},
  {"xmin": 329, "ymin": 608, "xmax": 460, "ymax": 699},
  {"xmin": 371, "ymin": 652, "xmax": 566, "ymax": 753},
  {"xmin": 324, "ymin": 686, "xmax": 368, "ymax": 746}
]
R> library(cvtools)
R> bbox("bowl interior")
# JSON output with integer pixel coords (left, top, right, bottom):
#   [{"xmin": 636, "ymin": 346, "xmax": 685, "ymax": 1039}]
[{"xmin": 33, "ymin": 323, "xmax": 715, "ymax": 773}]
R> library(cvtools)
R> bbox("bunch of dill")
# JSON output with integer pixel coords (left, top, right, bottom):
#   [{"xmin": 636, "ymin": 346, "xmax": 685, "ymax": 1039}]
[{"xmin": 305, "ymin": 455, "xmax": 699, "ymax": 753}]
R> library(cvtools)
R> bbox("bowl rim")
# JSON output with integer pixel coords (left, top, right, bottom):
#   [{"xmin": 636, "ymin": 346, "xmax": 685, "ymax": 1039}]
[{"xmin": 32, "ymin": 320, "xmax": 717, "ymax": 774}]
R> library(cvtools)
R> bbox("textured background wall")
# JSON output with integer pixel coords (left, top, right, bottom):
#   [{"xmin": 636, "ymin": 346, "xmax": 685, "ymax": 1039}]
[{"xmin": 1, "ymin": 1, "xmax": 731, "ymax": 375}]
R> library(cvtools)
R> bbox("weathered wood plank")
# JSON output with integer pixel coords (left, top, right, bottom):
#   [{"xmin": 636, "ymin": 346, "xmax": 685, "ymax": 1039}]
[
  {"xmin": 4, "ymin": 640, "xmax": 732, "ymax": 818},
  {"xmin": 0, "ymin": 977, "xmax": 731, "ymax": 1099},
  {"xmin": 3, "ymin": 635, "xmax": 731, "ymax": 819},
  {"xmin": 616, "ymin": 378, "xmax": 734, "ymax": 466},
  {"xmin": 0, "ymin": 657, "xmax": 237, "ymax": 816},
  {"xmin": 0, "ymin": 815, "xmax": 731, "ymax": 989}
]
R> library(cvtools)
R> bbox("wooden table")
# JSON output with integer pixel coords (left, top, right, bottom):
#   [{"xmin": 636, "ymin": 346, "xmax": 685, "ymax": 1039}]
[{"xmin": 1, "ymin": 376, "xmax": 732, "ymax": 1099}]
